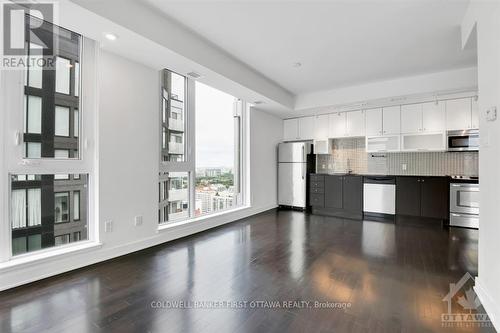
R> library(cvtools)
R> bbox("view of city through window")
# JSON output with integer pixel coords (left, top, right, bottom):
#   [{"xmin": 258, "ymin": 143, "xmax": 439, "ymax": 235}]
[
  {"xmin": 195, "ymin": 82, "xmax": 237, "ymax": 217},
  {"xmin": 158, "ymin": 72, "xmax": 240, "ymax": 223}
]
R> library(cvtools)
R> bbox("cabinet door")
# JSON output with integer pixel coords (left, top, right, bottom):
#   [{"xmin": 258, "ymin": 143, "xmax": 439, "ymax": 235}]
[
  {"xmin": 314, "ymin": 114, "xmax": 330, "ymax": 140},
  {"xmin": 346, "ymin": 110, "xmax": 365, "ymax": 137},
  {"xmin": 401, "ymin": 104, "xmax": 422, "ymax": 133},
  {"xmin": 446, "ymin": 98, "xmax": 471, "ymax": 130},
  {"xmin": 365, "ymin": 108, "xmax": 383, "ymax": 136},
  {"xmin": 324, "ymin": 175, "xmax": 343, "ymax": 209},
  {"xmin": 329, "ymin": 113, "xmax": 346, "ymax": 138},
  {"xmin": 396, "ymin": 177, "xmax": 421, "ymax": 216},
  {"xmin": 422, "ymin": 101, "xmax": 446, "ymax": 132},
  {"xmin": 298, "ymin": 116, "xmax": 315, "ymax": 140},
  {"xmin": 383, "ymin": 106, "xmax": 401, "ymax": 135},
  {"xmin": 283, "ymin": 119, "xmax": 299, "ymax": 141},
  {"xmin": 342, "ymin": 176, "xmax": 363, "ymax": 212},
  {"xmin": 471, "ymin": 97, "xmax": 479, "ymax": 129},
  {"xmin": 420, "ymin": 177, "xmax": 448, "ymax": 219}
]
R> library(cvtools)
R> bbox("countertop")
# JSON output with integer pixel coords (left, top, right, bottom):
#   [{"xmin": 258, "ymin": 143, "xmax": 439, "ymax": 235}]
[{"xmin": 311, "ymin": 172, "xmax": 479, "ymax": 183}]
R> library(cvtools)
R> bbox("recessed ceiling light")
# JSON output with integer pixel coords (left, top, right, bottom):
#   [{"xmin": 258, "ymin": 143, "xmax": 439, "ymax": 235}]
[
  {"xmin": 104, "ymin": 33, "xmax": 118, "ymax": 41},
  {"xmin": 292, "ymin": 62, "xmax": 302, "ymax": 68},
  {"xmin": 253, "ymin": 101, "xmax": 265, "ymax": 105}
]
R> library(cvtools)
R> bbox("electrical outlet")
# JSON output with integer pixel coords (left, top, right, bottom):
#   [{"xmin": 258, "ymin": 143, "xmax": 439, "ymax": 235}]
[
  {"xmin": 134, "ymin": 215, "xmax": 143, "ymax": 226},
  {"xmin": 104, "ymin": 220, "xmax": 113, "ymax": 232},
  {"xmin": 402, "ymin": 163, "xmax": 407, "ymax": 171}
]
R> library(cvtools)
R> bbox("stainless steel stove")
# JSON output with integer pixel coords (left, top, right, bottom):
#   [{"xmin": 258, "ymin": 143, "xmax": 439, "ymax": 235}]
[{"xmin": 449, "ymin": 176, "xmax": 479, "ymax": 229}]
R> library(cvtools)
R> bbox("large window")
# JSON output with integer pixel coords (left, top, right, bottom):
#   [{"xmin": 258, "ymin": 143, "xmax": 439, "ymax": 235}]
[
  {"xmin": 194, "ymin": 82, "xmax": 240, "ymax": 217},
  {"xmin": 2, "ymin": 13, "xmax": 96, "ymax": 260},
  {"xmin": 158, "ymin": 70, "xmax": 245, "ymax": 224},
  {"xmin": 10, "ymin": 174, "xmax": 88, "ymax": 255}
]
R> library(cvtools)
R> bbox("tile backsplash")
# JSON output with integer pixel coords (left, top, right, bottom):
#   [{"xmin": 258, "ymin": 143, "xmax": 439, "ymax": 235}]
[{"xmin": 316, "ymin": 137, "xmax": 478, "ymax": 176}]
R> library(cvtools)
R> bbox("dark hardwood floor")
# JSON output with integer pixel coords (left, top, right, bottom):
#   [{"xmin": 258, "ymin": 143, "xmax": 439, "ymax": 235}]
[{"xmin": 0, "ymin": 209, "xmax": 494, "ymax": 333}]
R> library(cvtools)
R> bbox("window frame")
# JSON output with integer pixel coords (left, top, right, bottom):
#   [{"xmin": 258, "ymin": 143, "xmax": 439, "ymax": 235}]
[
  {"xmin": 158, "ymin": 70, "xmax": 248, "ymax": 226},
  {"xmin": 0, "ymin": 22, "xmax": 98, "ymax": 262}
]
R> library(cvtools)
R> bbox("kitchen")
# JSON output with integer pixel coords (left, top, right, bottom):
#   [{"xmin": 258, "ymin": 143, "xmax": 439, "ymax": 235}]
[{"xmin": 279, "ymin": 93, "xmax": 480, "ymax": 228}]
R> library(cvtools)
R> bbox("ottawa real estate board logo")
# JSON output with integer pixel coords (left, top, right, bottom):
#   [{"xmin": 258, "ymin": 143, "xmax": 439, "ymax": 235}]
[
  {"xmin": 441, "ymin": 272, "xmax": 492, "ymax": 328},
  {"xmin": 1, "ymin": 1, "xmax": 57, "ymax": 70}
]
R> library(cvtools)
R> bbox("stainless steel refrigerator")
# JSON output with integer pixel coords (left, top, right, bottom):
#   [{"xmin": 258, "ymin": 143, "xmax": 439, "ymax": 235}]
[{"xmin": 278, "ymin": 142, "xmax": 313, "ymax": 209}]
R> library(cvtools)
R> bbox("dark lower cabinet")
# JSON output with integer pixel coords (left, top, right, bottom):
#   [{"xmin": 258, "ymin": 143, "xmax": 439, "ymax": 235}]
[
  {"xmin": 343, "ymin": 176, "xmax": 363, "ymax": 212},
  {"xmin": 420, "ymin": 177, "xmax": 448, "ymax": 219},
  {"xmin": 310, "ymin": 174, "xmax": 363, "ymax": 219},
  {"xmin": 324, "ymin": 175, "xmax": 343, "ymax": 209},
  {"xmin": 396, "ymin": 177, "xmax": 421, "ymax": 216},
  {"xmin": 396, "ymin": 176, "xmax": 448, "ymax": 220}
]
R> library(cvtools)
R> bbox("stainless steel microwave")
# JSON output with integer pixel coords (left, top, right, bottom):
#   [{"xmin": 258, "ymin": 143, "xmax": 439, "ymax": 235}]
[{"xmin": 447, "ymin": 129, "xmax": 479, "ymax": 152}]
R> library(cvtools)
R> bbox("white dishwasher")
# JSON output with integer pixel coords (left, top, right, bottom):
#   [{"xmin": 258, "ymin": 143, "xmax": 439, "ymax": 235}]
[{"xmin": 363, "ymin": 176, "xmax": 396, "ymax": 219}]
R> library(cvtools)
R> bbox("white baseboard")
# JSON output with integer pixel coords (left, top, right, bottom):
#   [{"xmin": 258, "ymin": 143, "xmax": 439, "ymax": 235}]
[
  {"xmin": 475, "ymin": 278, "xmax": 500, "ymax": 331},
  {"xmin": 0, "ymin": 204, "xmax": 277, "ymax": 291}
]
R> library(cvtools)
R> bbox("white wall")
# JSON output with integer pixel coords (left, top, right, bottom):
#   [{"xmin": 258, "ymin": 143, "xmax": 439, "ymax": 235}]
[
  {"xmin": 294, "ymin": 67, "xmax": 478, "ymax": 113},
  {"xmin": 462, "ymin": 1, "xmax": 500, "ymax": 330},
  {"xmin": 250, "ymin": 108, "xmax": 283, "ymax": 208},
  {"xmin": 0, "ymin": 51, "xmax": 281, "ymax": 291}
]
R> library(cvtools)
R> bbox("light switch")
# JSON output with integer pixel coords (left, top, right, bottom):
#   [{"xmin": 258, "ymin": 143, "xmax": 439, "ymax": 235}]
[{"xmin": 486, "ymin": 106, "xmax": 497, "ymax": 122}]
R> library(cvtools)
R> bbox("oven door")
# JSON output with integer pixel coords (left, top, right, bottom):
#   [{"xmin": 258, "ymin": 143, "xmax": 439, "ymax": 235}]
[{"xmin": 450, "ymin": 183, "xmax": 479, "ymax": 215}]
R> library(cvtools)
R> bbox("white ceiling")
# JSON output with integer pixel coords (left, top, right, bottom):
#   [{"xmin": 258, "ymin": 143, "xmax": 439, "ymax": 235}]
[{"xmin": 142, "ymin": 0, "xmax": 476, "ymax": 96}]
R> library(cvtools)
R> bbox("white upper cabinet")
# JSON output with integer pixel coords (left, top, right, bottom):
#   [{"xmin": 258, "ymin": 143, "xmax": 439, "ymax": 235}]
[
  {"xmin": 365, "ymin": 108, "xmax": 383, "ymax": 136},
  {"xmin": 382, "ymin": 106, "xmax": 401, "ymax": 135},
  {"xmin": 283, "ymin": 118, "xmax": 299, "ymax": 141},
  {"xmin": 329, "ymin": 112, "xmax": 346, "ymax": 138},
  {"xmin": 446, "ymin": 98, "xmax": 472, "ymax": 131},
  {"xmin": 401, "ymin": 104, "xmax": 422, "ymax": 133},
  {"xmin": 471, "ymin": 97, "xmax": 479, "ymax": 129},
  {"xmin": 314, "ymin": 114, "xmax": 330, "ymax": 140},
  {"xmin": 346, "ymin": 110, "xmax": 365, "ymax": 137},
  {"xmin": 401, "ymin": 101, "xmax": 445, "ymax": 134},
  {"xmin": 298, "ymin": 116, "xmax": 315, "ymax": 140},
  {"xmin": 422, "ymin": 101, "xmax": 445, "ymax": 132}
]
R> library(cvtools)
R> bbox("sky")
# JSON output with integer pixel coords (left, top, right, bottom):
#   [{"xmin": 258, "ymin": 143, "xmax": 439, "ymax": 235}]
[{"xmin": 195, "ymin": 81, "xmax": 235, "ymax": 169}]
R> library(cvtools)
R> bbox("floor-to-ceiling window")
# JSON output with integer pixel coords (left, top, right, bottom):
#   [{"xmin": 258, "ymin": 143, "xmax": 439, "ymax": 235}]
[
  {"xmin": 1, "ymin": 11, "xmax": 96, "ymax": 260},
  {"xmin": 158, "ymin": 71, "xmax": 245, "ymax": 225},
  {"xmin": 194, "ymin": 82, "xmax": 240, "ymax": 217}
]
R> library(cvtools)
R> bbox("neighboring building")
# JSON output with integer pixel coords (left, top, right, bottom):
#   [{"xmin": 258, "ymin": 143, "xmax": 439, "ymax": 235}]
[
  {"xmin": 205, "ymin": 168, "xmax": 222, "ymax": 177},
  {"xmin": 11, "ymin": 21, "xmax": 87, "ymax": 256},
  {"xmin": 161, "ymin": 70, "xmax": 185, "ymax": 162},
  {"xmin": 159, "ymin": 172, "xmax": 189, "ymax": 223},
  {"xmin": 195, "ymin": 187, "xmax": 234, "ymax": 216}
]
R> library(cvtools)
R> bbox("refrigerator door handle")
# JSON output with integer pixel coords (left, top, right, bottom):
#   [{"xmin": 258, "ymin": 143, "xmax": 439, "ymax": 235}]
[{"xmin": 302, "ymin": 163, "xmax": 305, "ymax": 180}]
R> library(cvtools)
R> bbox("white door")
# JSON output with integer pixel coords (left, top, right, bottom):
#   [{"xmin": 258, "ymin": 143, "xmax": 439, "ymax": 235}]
[
  {"xmin": 365, "ymin": 108, "xmax": 383, "ymax": 136},
  {"xmin": 314, "ymin": 114, "xmax": 329, "ymax": 140},
  {"xmin": 346, "ymin": 110, "xmax": 365, "ymax": 137},
  {"xmin": 382, "ymin": 106, "xmax": 401, "ymax": 135},
  {"xmin": 329, "ymin": 112, "xmax": 346, "ymax": 138},
  {"xmin": 278, "ymin": 163, "xmax": 293, "ymax": 206},
  {"xmin": 298, "ymin": 116, "xmax": 315, "ymax": 140},
  {"xmin": 471, "ymin": 97, "xmax": 479, "ymax": 129},
  {"xmin": 292, "ymin": 163, "xmax": 306, "ymax": 208},
  {"xmin": 446, "ymin": 98, "xmax": 471, "ymax": 130},
  {"xmin": 401, "ymin": 104, "xmax": 422, "ymax": 133},
  {"xmin": 283, "ymin": 118, "xmax": 299, "ymax": 141},
  {"xmin": 422, "ymin": 101, "xmax": 446, "ymax": 132}
]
